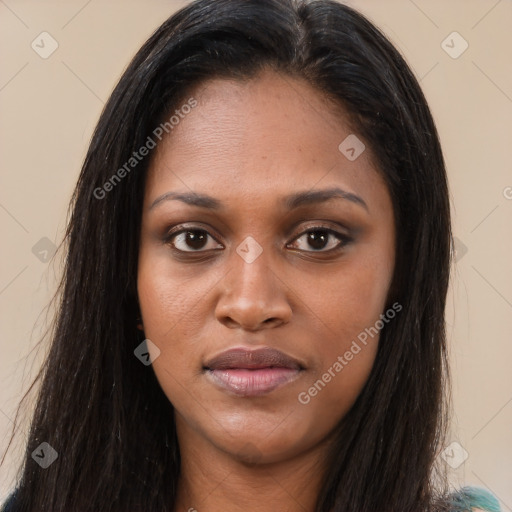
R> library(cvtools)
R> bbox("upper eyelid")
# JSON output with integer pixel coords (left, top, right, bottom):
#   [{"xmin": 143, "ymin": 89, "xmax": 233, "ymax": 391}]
[
  {"xmin": 167, "ymin": 222, "xmax": 347, "ymax": 238},
  {"xmin": 290, "ymin": 226, "xmax": 348, "ymax": 240}
]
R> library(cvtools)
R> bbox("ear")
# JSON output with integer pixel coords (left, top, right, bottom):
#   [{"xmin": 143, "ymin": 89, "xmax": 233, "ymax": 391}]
[{"xmin": 135, "ymin": 298, "xmax": 144, "ymax": 331}]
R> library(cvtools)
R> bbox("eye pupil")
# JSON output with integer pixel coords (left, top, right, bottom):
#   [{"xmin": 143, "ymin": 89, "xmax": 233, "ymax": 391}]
[
  {"xmin": 308, "ymin": 230, "xmax": 329, "ymax": 250},
  {"xmin": 186, "ymin": 230, "xmax": 207, "ymax": 249}
]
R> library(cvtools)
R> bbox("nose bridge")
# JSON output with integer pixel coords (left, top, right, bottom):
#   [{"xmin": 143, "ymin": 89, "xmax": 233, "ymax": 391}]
[
  {"xmin": 229, "ymin": 240, "xmax": 275, "ymax": 302},
  {"xmin": 215, "ymin": 238, "xmax": 291, "ymax": 329}
]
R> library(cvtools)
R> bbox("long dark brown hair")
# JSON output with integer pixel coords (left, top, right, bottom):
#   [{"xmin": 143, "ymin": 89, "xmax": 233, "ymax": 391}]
[{"xmin": 2, "ymin": 1, "xmax": 456, "ymax": 510}]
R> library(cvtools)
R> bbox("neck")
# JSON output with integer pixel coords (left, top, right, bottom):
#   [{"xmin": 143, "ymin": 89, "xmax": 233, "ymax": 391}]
[{"xmin": 173, "ymin": 419, "xmax": 332, "ymax": 512}]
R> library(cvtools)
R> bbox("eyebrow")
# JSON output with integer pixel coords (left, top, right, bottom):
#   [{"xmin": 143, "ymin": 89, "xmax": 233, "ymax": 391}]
[{"xmin": 149, "ymin": 186, "xmax": 368, "ymax": 212}]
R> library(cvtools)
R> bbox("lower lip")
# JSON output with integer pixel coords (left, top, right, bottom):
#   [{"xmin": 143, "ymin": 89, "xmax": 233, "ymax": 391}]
[{"xmin": 205, "ymin": 367, "xmax": 301, "ymax": 397}]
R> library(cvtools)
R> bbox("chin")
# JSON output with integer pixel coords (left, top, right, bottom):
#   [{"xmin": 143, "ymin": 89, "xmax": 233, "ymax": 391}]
[{"xmin": 210, "ymin": 421, "xmax": 316, "ymax": 465}]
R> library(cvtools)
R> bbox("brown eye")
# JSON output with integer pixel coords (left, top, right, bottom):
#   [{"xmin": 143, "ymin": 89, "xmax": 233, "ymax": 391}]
[
  {"xmin": 288, "ymin": 228, "xmax": 351, "ymax": 252},
  {"xmin": 306, "ymin": 230, "xmax": 330, "ymax": 250},
  {"xmin": 168, "ymin": 229, "xmax": 223, "ymax": 252}
]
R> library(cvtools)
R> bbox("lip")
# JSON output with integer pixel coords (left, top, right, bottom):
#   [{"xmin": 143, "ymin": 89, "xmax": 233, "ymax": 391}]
[{"xmin": 203, "ymin": 347, "xmax": 304, "ymax": 397}]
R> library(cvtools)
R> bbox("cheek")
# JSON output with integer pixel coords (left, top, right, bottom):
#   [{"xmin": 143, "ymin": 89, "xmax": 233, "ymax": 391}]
[
  {"xmin": 137, "ymin": 249, "xmax": 210, "ymax": 341},
  {"xmin": 137, "ymin": 266, "xmax": 203, "ymax": 412},
  {"xmin": 137, "ymin": 254, "xmax": 195, "ymax": 380},
  {"xmin": 293, "ymin": 265, "xmax": 387, "ymax": 437},
  {"xmin": 304, "ymin": 255, "xmax": 393, "ymax": 344},
  {"xmin": 137, "ymin": 250, "xmax": 223, "ymax": 406}
]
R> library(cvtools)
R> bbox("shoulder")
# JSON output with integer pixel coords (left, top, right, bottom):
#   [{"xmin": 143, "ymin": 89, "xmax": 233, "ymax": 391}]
[{"xmin": 448, "ymin": 486, "xmax": 502, "ymax": 512}]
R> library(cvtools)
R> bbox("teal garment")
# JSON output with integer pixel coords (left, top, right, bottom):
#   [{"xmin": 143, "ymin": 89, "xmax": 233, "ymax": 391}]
[
  {"xmin": 1, "ymin": 485, "xmax": 502, "ymax": 511},
  {"xmin": 448, "ymin": 486, "xmax": 502, "ymax": 511}
]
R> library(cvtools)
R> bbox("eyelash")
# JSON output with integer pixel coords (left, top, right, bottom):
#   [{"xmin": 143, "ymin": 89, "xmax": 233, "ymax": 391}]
[{"xmin": 164, "ymin": 224, "xmax": 353, "ymax": 256}]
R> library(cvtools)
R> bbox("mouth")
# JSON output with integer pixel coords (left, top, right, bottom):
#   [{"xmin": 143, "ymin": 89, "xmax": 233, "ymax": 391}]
[{"xmin": 203, "ymin": 347, "xmax": 305, "ymax": 397}]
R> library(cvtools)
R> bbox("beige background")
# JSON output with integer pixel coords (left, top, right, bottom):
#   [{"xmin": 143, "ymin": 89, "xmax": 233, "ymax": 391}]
[{"xmin": 1, "ymin": 0, "xmax": 511, "ymax": 507}]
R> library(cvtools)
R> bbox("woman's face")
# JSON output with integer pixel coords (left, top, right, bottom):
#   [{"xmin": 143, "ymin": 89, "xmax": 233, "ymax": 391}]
[{"xmin": 138, "ymin": 70, "xmax": 395, "ymax": 465}]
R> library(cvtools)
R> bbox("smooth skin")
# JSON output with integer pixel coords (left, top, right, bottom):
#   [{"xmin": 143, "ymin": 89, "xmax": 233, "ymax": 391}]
[{"xmin": 137, "ymin": 69, "xmax": 396, "ymax": 512}]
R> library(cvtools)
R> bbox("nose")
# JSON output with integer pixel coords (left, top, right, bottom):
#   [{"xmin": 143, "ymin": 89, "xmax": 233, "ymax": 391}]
[{"xmin": 214, "ymin": 247, "xmax": 292, "ymax": 331}]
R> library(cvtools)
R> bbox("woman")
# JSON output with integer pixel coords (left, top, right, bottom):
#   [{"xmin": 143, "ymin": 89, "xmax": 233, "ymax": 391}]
[{"xmin": 0, "ymin": 0, "xmax": 502, "ymax": 510}]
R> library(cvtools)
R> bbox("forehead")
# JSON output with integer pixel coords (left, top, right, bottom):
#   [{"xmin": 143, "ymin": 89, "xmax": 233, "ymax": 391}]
[{"xmin": 144, "ymin": 69, "xmax": 387, "ymax": 211}]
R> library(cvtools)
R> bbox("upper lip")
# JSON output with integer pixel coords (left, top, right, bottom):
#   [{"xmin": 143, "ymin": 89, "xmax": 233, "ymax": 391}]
[{"xmin": 204, "ymin": 347, "xmax": 304, "ymax": 371}]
